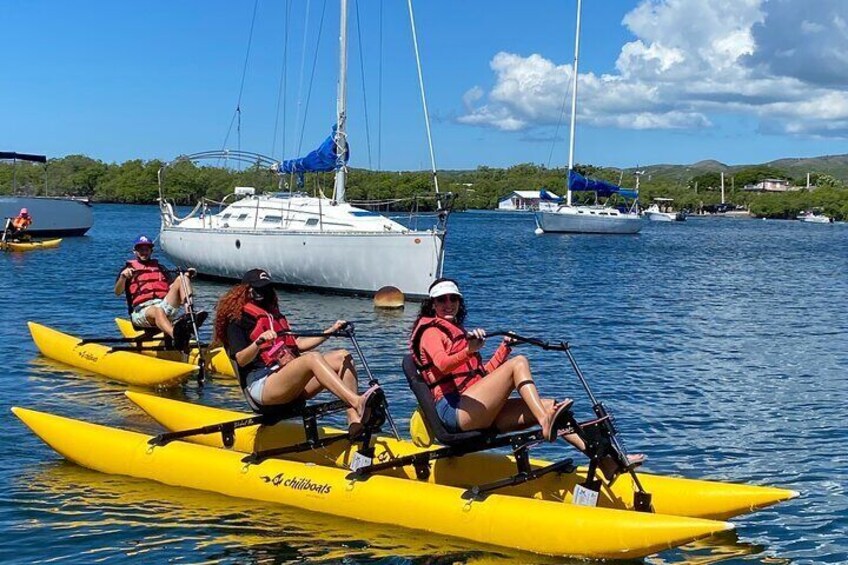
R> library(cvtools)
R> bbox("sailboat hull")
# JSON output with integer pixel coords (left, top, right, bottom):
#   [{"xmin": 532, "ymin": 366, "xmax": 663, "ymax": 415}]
[
  {"xmin": 160, "ymin": 226, "xmax": 444, "ymax": 298},
  {"xmin": 535, "ymin": 207, "xmax": 643, "ymax": 234},
  {"xmin": 0, "ymin": 197, "xmax": 93, "ymax": 237}
]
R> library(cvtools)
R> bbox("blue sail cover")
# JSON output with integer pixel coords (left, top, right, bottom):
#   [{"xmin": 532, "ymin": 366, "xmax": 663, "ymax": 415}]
[
  {"xmin": 568, "ymin": 169, "xmax": 637, "ymax": 199},
  {"xmin": 539, "ymin": 188, "xmax": 563, "ymax": 202},
  {"xmin": 278, "ymin": 127, "xmax": 350, "ymax": 175}
]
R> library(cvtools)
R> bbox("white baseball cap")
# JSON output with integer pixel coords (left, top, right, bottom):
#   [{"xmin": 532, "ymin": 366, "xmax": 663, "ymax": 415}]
[{"xmin": 429, "ymin": 280, "xmax": 462, "ymax": 299}]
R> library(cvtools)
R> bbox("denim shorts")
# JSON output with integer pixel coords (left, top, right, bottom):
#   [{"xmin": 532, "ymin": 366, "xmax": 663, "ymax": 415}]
[
  {"xmin": 435, "ymin": 392, "xmax": 462, "ymax": 433},
  {"xmin": 245, "ymin": 365, "xmax": 276, "ymax": 406},
  {"xmin": 131, "ymin": 298, "xmax": 178, "ymax": 328}
]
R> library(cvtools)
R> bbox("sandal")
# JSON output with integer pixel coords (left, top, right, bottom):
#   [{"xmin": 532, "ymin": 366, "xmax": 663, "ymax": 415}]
[
  {"xmin": 543, "ymin": 398, "xmax": 574, "ymax": 442},
  {"xmin": 600, "ymin": 453, "xmax": 647, "ymax": 481},
  {"xmin": 357, "ymin": 385, "xmax": 385, "ymax": 426}
]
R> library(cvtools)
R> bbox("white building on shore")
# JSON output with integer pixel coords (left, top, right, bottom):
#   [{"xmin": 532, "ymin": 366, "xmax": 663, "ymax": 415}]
[{"xmin": 498, "ymin": 190, "xmax": 558, "ymax": 211}]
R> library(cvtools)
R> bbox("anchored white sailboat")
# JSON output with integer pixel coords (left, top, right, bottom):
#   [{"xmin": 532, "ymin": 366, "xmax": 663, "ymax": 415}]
[
  {"xmin": 158, "ymin": 1, "xmax": 451, "ymax": 298},
  {"xmin": 0, "ymin": 152, "xmax": 93, "ymax": 237},
  {"xmin": 534, "ymin": 0, "xmax": 643, "ymax": 235}
]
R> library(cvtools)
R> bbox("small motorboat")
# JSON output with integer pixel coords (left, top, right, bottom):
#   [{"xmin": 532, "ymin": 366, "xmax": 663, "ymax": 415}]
[{"xmin": 797, "ymin": 209, "xmax": 833, "ymax": 224}]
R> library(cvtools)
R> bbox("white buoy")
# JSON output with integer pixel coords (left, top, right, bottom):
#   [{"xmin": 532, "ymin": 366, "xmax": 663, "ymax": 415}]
[
  {"xmin": 374, "ymin": 286, "xmax": 404, "ymax": 309},
  {"xmin": 534, "ymin": 227, "xmax": 544, "ymax": 235}
]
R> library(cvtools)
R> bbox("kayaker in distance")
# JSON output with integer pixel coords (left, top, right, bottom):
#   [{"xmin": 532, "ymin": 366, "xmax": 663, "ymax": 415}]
[
  {"xmin": 214, "ymin": 269, "xmax": 383, "ymax": 433},
  {"xmin": 114, "ymin": 235, "xmax": 204, "ymax": 351},
  {"xmin": 410, "ymin": 278, "xmax": 644, "ymax": 476},
  {"xmin": 5, "ymin": 208, "xmax": 33, "ymax": 241}
]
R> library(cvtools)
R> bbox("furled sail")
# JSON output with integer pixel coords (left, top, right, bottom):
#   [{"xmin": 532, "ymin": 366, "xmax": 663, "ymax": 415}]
[
  {"xmin": 568, "ymin": 170, "xmax": 637, "ymax": 199},
  {"xmin": 274, "ymin": 127, "xmax": 350, "ymax": 187}
]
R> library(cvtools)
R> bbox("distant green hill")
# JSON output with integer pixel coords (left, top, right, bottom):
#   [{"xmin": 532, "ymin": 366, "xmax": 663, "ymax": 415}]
[
  {"xmin": 621, "ymin": 154, "xmax": 848, "ymax": 186},
  {"xmin": 1, "ymin": 152, "xmax": 847, "ymax": 220}
]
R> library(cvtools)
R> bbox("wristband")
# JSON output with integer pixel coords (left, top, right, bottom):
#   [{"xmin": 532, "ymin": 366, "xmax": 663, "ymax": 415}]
[{"xmin": 255, "ymin": 337, "xmax": 266, "ymax": 346}]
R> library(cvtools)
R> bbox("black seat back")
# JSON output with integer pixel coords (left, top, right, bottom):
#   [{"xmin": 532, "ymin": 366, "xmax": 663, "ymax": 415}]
[{"xmin": 402, "ymin": 354, "xmax": 487, "ymax": 445}]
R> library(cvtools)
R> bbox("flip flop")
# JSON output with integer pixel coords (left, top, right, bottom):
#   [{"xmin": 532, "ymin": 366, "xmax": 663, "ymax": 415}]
[
  {"xmin": 543, "ymin": 398, "xmax": 574, "ymax": 442},
  {"xmin": 357, "ymin": 385, "xmax": 385, "ymax": 427}
]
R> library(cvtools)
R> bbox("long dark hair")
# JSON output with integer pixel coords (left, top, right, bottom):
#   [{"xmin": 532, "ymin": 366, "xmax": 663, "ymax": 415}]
[{"xmin": 413, "ymin": 277, "xmax": 467, "ymax": 329}]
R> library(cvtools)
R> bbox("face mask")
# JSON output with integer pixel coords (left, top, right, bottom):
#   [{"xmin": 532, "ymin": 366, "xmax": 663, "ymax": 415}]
[{"xmin": 250, "ymin": 287, "xmax": 274, "ymax": 304}]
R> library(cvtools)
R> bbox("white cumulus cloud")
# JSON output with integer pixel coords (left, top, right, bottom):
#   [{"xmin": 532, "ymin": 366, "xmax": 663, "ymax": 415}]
[{"xmin": 459, "ymin": 0, "xmax": 848, "ymax": 139}]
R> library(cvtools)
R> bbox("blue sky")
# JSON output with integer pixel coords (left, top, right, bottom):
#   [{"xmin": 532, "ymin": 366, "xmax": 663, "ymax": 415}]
[{"xmin": 2, "ymin": 0, "xmax": 845, "ymax": 171}]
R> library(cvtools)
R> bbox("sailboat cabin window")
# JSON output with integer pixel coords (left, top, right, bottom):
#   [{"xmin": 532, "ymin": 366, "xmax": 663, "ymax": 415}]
[
  {"xmin": 262, "ymin": 215, "xmax": 282, "ymax": 223},
  {"xmin": 221, "ymin": 213, "xmax": 232, "ymax": 219},
  {"xmin": 237, "ymin": 213, "xmax": 249, "ymax": 221},
  {"xmin": 305, "ymin": 218, "xmax": 319, "ymax": 226}
]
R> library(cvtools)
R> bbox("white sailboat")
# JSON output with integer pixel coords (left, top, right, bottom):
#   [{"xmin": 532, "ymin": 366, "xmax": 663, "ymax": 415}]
[
  {"xmin": 0, "ymin": 152, "xmax": 93, "ymax": 237},
  {"xmin": 158, "ymin": 1, "xmax": 451, "ymax": 298},
  {"xmin": 534, "ymin": 0, "xmax": 643, "ymax": 235}
]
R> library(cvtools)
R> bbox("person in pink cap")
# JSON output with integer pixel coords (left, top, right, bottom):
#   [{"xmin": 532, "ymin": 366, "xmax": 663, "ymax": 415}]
[{"xmin": 6, "ymin": 208, "xmax": 33, "ymax": 241}]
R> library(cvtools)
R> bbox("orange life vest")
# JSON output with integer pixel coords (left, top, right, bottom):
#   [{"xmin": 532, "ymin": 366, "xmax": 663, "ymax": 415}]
[
  {"xmin": 410, "ymin": 316, "xmax": 486, "ymax": 400},
  {"xmin": 243, "ymin": 302, "xmax": 300, "ymax": 369},
  {"xmin": 11, "ymin": 216, "xmax": 32, "ymax": 230},
  {"xmin": 126, "ymin": 258, "xmax": 170, "ymax": 308}
]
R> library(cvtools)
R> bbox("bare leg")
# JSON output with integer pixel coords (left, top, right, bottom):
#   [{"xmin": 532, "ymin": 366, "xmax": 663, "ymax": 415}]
[
  {"xmin": 300, "ymin": 349, "xmax": 360, "ymax": 424},
  {"xmin": 259, "ymin": 352, "xmax": 364, "ymax": 411},
  {"xmin": 455, "ymin": 355, "xmax": 551, "ymax": 432},
  {"xmin": 145, "ymin": 305, "xmax": 175, "ymax": 337},
  {"xmin": 492, "ymin": 397, "xmax": 555, "ymax": 432},
  {"xmin": 163, "ymin": 274, "xmax": 191, "ymax": 310}
]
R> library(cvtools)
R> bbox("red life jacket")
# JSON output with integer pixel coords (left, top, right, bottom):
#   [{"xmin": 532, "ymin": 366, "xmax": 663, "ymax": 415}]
[
  {"xmin": 126, "ymin": 259, "xmax": 170, "ymax": 307},
  {"xmin": 12, "ymin": 216, "xmax": 32, "ymax": 230},
  {"xmin": 410, "ymin": 316, "xmax": 486, "ymax": 400},
  {"xmin": 243, "ymin": 302, "xmax": 300, "ymax": 369}
]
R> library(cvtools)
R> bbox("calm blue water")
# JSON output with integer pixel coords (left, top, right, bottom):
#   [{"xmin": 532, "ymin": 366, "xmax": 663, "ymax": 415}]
[{"xmin": 1, "ymin": 205, "xmax": 846, "ymax": 564}]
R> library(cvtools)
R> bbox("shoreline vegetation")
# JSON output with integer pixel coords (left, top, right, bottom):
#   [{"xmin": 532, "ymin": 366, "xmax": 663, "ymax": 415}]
[{"xmin": 2, "ymin": 154, "xmax": 847, "ymax": 220}]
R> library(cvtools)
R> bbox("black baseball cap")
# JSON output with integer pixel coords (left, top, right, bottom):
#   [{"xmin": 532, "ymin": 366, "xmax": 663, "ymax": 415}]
[{"xmin": 242, "ymin": 268, "xmax": 273, "ymax": 288}]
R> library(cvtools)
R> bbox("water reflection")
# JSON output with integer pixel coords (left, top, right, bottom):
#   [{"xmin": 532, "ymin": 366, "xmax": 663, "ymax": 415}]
[{"xmin": 16, "ymin": 463, "xmax": 568, "ymax": 565}]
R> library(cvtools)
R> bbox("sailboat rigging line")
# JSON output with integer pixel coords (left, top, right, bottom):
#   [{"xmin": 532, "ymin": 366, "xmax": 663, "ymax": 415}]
[
  {"xmin": 406, "ymin": 0, "xmax": 440, "ymax": 200},
  {"xmin": 354, "ymin": 0, "xmax": 373, "ymax": 170},
  {"xmin": 547, "ymin": 80, "xmax": 572, "ymax": 169},
  {"xmin": 271, "ymin": 0, "xmax": 293, "ymax": 160},
  {"xmin": 377, "ymin": 0, "xmax": 383, "ymax": 170},
  {"xmin": 222, "ymin": 0, "xmax": 260, "ymax": 155},
  {"xmin": 296, "ymin": 0, "xmax": 329, "ymax": 157}
]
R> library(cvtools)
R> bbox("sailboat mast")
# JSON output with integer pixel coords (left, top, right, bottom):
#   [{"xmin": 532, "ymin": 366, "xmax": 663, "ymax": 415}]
[
  {"xmin": 566, "ymin": 0, "xmax": 582, "ymax": 207},
  {"xmin": 333, "ymin": 0, "xmax": 350, "ymax": 203}
]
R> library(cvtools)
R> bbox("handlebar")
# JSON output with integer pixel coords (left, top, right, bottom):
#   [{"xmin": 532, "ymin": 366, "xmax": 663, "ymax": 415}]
[{"xmin": 487, "ymin": 330, "xmax": 569, "ymax": 351}]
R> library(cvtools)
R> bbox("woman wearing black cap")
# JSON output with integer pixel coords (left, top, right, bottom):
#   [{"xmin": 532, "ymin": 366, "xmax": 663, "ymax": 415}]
[{"xmin": 214, "ymin": 269, "xmax": 381, "ymax": 427}]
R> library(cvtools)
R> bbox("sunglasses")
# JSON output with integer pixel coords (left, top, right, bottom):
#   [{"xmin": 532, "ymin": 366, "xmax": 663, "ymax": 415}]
[{"xmin": 434, "ymin": 294, "xmax": 460, "ymax": 304}]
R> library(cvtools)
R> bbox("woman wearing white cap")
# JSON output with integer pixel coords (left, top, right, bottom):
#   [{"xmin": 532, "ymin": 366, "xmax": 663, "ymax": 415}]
[
  {"xmin": 410, "ymin": 278, "xmax": 578, "ymax": 442},
  {"xmin": 410, "ymin": 278, "xmax": 644, "ymax": 472}
]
